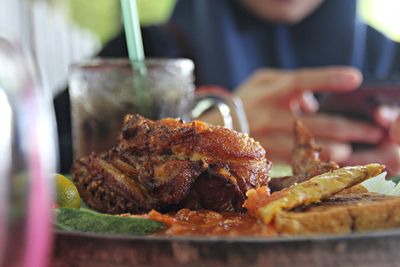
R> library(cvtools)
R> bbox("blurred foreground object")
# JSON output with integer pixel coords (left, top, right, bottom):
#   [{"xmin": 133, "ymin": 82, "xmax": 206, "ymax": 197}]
[
  {"xmin": 0, "ymin": 0, "xmax": 101, "ymax": 96},
  {"xmin": 0, "ymin": 38, "xmax": 57, "ymax": 267}
]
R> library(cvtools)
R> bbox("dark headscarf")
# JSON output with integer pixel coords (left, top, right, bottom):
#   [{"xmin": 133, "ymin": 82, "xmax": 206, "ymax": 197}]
[{"xmin": 163, "ymin": 0, "xmax": 399, "ymax": 89}]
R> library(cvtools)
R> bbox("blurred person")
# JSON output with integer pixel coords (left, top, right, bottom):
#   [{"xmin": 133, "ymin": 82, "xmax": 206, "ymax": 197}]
[{"xmin": 55, "ymin": 0, "xmax": 400, "ymax": 174}]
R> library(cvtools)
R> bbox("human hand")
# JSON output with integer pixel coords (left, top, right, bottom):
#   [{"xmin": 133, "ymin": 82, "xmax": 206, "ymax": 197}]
[
  {"xmin": 392, "ymin": 115, "xmax": 400, "ymax": 144},
  {"xmin": 375, "ymin": 106, "xmax": 400, "ymax": 144},
  {"xmin": 234, "ymin": 67, "xmax": 383, "ymax": 164},
  {"xmin": 347, "ymin": 106, "xmax": 400, "ymax": 175},
  {"xmin": 344, "ymin": 143, "xmax": 400, "ymax": 176}
]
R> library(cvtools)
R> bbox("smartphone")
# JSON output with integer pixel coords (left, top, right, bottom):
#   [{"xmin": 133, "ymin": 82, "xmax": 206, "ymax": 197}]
[{"xmin": 319, "ymin": 79, "xmax": 400, "ymax": 122}]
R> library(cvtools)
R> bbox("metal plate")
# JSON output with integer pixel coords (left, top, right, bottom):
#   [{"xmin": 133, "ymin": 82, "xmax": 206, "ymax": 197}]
[{"xmin": 52, "ymin": 230, "xmax": 400, "ymax": 267}]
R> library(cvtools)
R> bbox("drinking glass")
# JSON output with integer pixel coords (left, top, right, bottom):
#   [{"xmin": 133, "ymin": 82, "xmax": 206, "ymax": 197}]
[
  {"xmin": 0, "ymin": 38, "xmax": 57, "ymax": 267},
  {"xmin": 69, "ymin": 58, "xmax": 249, "ymax": 160}
]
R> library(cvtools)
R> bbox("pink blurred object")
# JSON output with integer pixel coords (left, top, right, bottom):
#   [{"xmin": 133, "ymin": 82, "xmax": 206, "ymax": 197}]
[{"xmin": 0, "ymin": 38, "xmax": 57, "ymax": 267}]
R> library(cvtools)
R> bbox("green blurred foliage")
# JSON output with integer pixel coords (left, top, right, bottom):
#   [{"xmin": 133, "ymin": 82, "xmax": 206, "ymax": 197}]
[
  {"xmin": 68, "ymin": 0, "xmax": 121, "ymax": 43},
  {"xmin": 359, "ymin": 0, "xmax": 400, "ymax": 41},
  {"xmin": 137, "ymin": 0, "xmax": 176, "ymax": 25},
  {"xmin": 68, "ymin": 0, "xmax": 176, "ymax": 44}
]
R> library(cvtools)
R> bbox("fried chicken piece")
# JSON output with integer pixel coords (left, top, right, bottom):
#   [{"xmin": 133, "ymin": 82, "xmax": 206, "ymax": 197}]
[
  {"xmin": 269, "ymin": 121, "xmax": 339, "ymax": 192},
  {"xmin": 72, "ymin": 114, "xmax": 271, "ymax": 214}
]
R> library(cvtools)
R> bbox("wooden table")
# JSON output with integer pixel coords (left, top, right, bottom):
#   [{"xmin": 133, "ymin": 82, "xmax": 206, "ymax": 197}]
[{"xmin": 52, "ymin": 230, "xmax": 400, "ymax": 267}]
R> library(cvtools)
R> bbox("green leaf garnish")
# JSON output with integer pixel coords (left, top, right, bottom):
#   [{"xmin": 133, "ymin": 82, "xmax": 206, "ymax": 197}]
[
  {"xmin": 270, "ymin": 164, "xmax": 292, "ymax": 178},
  {"xmin": 55, "ymin": 208, "xmax": 164, "ymax": 235}
]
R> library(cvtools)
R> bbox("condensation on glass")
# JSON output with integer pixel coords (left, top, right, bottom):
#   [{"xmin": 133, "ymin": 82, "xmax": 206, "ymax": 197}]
[{"xmin": 69, "ymin": 58, "xmax": 248, "ymax": 160}]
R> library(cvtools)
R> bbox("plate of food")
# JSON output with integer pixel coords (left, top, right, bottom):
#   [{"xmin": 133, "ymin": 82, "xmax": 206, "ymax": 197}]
[{"xmin": 52, "ymin": 114, "xmax": 400, "ymax": 267}]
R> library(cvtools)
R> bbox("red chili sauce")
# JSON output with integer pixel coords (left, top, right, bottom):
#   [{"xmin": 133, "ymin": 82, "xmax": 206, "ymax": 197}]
[{"xmin": 146, "ymin": 209, "xmax": 276, "ymax": 237}]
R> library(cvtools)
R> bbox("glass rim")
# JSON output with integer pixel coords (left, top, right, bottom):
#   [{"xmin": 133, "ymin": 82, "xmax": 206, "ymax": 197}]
[{"xmin": 70, "ymin": 57, "xmax": 194, "ymax": 72}]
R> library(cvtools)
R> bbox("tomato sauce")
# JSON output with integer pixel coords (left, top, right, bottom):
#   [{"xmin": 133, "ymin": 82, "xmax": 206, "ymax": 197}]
[{"xmin": 146, "ymin": 209, "xmax": 276, "ymax": 237}]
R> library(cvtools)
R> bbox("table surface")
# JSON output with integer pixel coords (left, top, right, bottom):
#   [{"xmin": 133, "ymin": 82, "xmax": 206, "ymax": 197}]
[{"xmin": 51, "ymin": 229, "xmax": 400, "ymax": 267}]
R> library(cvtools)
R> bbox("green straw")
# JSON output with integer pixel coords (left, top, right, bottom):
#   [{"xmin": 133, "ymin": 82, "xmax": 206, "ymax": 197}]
[
  {"xmin": 120, "ymin": 0, "xmax": 151, "ymax": 116},
  {"xmin": 121, "ymin": 0, "xmax": 145, "ymax": 61}
]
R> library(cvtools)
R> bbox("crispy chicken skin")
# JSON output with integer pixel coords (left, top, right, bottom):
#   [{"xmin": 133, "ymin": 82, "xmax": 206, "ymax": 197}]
[{"xmin": 72, "ymin": 114, "xmax": 271, "ymax": 214}]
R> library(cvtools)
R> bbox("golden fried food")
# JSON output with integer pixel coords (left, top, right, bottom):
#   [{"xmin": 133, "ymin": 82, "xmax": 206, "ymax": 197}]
[
  {"xmin": 275, "ymin": 193, "xmax": 400, "ymax": 235},
  {"xmin": 244, "ymin": 164, "xmax": 385, "ymax": 225},
  {"xmin": 72, "ymin": 114, "xmax": 271, "ymax": 214},
  {"xmin": 269, "ymin": 121, "xmax": 338, "ymax": 192}
]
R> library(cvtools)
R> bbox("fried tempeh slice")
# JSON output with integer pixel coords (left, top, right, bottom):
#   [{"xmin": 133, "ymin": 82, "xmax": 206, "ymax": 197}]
[
  {"xmin": 244, "ymin": 163, "xmax": 385, "ymax": 225},
  {"xmin": 269, "ymin": 121, "xmax": 338, "ymax": 192},
  {"xmin": 275, "ymin": 193, "xmax": 400, "ymax": 235}
]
